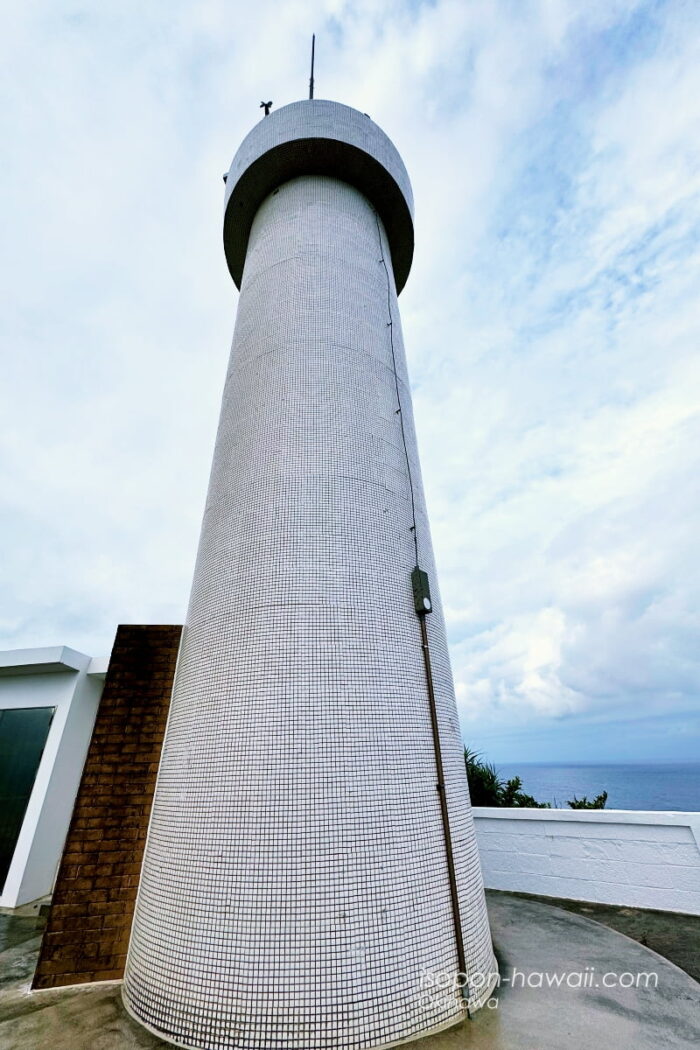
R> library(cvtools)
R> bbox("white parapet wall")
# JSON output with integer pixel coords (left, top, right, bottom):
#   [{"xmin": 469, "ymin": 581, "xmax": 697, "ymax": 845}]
[{"xmin": 473, "ymin": 808, "xmax": 700, "ymax": 916}]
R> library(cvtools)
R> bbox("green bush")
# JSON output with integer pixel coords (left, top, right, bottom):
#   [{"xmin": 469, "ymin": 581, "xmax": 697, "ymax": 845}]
[
  {"xmin": 464, "ymin": 749, "xmax": 606, "ymax": 810},
  {"xmin": 567, "ymin": 791, "xmax": 608, "ymax": 809}
]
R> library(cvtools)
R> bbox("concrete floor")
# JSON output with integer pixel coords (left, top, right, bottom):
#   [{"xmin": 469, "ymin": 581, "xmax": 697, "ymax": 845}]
[
  {"xmin": 1, "ymin": 893, "xmax": 699, "ymax": 1050},
  {"xmin": 497, "ymin": 889, "xmax": 700, "ymax": 983}
]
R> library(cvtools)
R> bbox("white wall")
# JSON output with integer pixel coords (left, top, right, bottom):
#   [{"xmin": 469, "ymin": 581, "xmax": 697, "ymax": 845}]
[
  {"xmin": 0, "ymin": 648, "xmax": 105, "ymax": 909},
  {"xmin": 473, "ymin": 808, "xmax": 700, "ymax": 915}
]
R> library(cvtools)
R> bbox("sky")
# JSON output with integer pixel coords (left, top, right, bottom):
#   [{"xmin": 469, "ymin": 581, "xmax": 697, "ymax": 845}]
[{"xmin": 1, "ymin": 0, "xmax": 699, "ymax": 764}]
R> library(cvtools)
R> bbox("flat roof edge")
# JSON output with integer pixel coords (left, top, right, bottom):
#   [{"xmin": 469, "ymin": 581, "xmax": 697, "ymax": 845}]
[{"xmin": 0, "ymin": 646, "xmax": 92, "ymax": 676}]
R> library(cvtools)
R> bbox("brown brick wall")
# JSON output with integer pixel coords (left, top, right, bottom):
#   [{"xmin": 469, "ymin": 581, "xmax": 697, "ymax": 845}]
[{"xmin": 32, "ymin": 624, "xmax": 182, "ymax": 988}]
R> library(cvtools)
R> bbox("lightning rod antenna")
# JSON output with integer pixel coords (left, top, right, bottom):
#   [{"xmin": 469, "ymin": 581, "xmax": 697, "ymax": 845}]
[{"xmin": 309, "ymin": 34, "xmax": 315, "ymax": 100}]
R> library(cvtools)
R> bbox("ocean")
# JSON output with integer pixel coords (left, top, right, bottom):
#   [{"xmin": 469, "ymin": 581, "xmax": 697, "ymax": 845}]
[{"xmin": 496, "ymin": 762, "xmax": 700, "ymax": 812}]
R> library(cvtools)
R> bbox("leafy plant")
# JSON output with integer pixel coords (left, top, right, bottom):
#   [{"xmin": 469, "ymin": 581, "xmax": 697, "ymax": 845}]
[
  {"xmin": 567, "ymin": 791, "xmax": 608, "ymax": 810},
  {"xmin": 464, "ymin": 748, "xmax": 607, "ymax": 809},
  {"xmin": 464, "ymin": 749, "xmax": 550, "ymax": 808}
]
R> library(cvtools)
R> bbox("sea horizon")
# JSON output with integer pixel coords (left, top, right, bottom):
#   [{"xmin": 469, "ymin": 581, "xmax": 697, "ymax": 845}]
[
  {"xmin": 495, "ymin": 760, "xmax": 700, "ymax": 812},
  {"xmin": 501, "ymin": 760, "xmax": 700, "ymax": 765}
]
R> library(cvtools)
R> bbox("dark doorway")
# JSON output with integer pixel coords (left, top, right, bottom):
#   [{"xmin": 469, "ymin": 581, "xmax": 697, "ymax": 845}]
[{"xmin": 0, "ymin": 707, "xmax": 55, "ymax": 892}]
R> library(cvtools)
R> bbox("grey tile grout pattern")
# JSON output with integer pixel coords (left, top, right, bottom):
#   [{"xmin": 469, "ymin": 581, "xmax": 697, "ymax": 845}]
[{"xmin": 123, "ymin": 101, "xmax": 496, "ymax": 1050}]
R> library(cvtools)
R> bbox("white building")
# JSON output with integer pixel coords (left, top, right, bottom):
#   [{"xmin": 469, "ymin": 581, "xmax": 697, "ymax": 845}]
[{"xmin": 0, "ymin": 647, "xmax": 105, "ymax": 909}]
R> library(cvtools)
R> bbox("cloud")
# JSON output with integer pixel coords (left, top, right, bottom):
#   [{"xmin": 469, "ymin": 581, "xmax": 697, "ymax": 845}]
[
  {"xmin": 416, "ymin": 0, "xmax": 700, "ymax": 756},
  {"xmin": 0, "ymin": 0, "xmax": 698, "ymax": 760}
]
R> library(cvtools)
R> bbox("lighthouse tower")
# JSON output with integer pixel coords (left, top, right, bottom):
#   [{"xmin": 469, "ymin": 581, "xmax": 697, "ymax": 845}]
[{"xmin": 123, "ymin": 100, "xmax": 497, "ymax": 1050}]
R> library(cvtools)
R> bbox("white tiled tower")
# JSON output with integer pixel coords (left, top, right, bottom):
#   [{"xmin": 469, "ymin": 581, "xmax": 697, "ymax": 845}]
[{"xmin": 123, "ymin": 100, "xmax": 497, "ymax": 1050}]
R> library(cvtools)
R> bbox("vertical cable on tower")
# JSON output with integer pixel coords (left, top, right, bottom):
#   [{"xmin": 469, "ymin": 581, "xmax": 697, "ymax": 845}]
[{"xmin": 309, "ymin": 34, "xmax": 315, "ymax": 99}]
